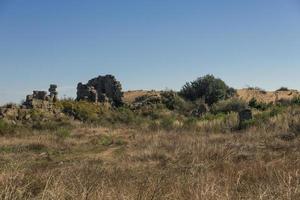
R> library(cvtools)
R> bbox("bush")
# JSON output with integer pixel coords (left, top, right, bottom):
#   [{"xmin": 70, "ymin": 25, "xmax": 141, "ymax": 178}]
[
  {"xmin": 242, "ymin": 106, "xmax": 284, "ymax": 129},
  {"xmin": 112, "ymin": 107, "xmax": 140, "ymax": 125},
  {"xmin": 55, "ymin": 127, "xmax": 71, "ymax": 139},
  {"xmin": 276, "ymin": 87, "xmax": 289, "ymax": 92},
  {"xmin": 211, "ymin": 98, "xmax": 247, "ymax": 114},
  {"xmin": 57, "ymin": 100, "xmax": 100, "ymax": 122},
  {"xmin": 0, "ymin": 119, "xmax": 17, "ymax": 135},
  {"xmin": 161, "ymin": 91, "xmax": 182, "ymax": 110},
  {"xmin": 99, "ymin": 135, "xmax": 113, "ymax": 146},
  {"xmin": 201, "ymin": 112, "xmax": 227, "ymax": 121},
  {"xmin": 160, "ymin": 116, "xmax": 176, "ymax": 130},
  {"xmin": 291, "ymin": 96, "xmax": 300, "ymax": 105},
  {"xmin": 248, "ymin": 98, "xmax": 270, "ymax": 111},
  {"xmin": 182, "ymin": 117, "xmax": 198, "ymax": 130},
  {"xmin": 247, "ymin": 86, "xmax": 267, "ymax": 94},
  {"xmin": 179, "ymin": 74, "xmax": 236, "ymax": 105}
]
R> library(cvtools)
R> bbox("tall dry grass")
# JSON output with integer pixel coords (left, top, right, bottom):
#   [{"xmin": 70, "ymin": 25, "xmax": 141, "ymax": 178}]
[
  {"xmin": 0, "ymin": 107, "xmax": 300, "ymax": 200},
  {"xmin": 1, "ymin": 106, "xmax": 300, "ymax": 199}
]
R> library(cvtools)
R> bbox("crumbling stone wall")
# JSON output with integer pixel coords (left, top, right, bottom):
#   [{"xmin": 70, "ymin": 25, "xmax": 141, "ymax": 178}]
[
  {"xmin": 76, "ymin": 75, "xmax": 123, "ymax": 106},
  {"xmin": 23, "ymin": 84, "xmax": 58, "ymax": 109},
  {"xmin": 0, "ymin": 84, "xmax": 60, "ymax": 122},
  {"xmin": 76, "ymin": 83, "xmax": 98, "ymax": 102}
]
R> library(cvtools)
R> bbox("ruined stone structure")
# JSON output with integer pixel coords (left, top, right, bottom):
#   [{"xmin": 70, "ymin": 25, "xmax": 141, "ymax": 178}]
[
  {"xmin": 238, "ymin": 108, "xmax": 253, "ymax": 129},
  {"xmin": 23, "ymin": 84, "xmax": 58, "ymax": 109},
  {"xmin": 49, "ymin": 84, "xmax": 58, "ymax": 102},
  {"xmin": 76, "ymin": 83, "xmax": 98, "ymax": 102},
  {"xmin": 76, "ymin": 75, "xmax": 123, "ymax": 106}
]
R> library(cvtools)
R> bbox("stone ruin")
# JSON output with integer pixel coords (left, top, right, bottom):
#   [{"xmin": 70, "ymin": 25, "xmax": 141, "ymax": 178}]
[
  {"xmin": 76, "ymin": 75, "xmax": 123, "ymax": 106},
  {"xmin": 23, "ymin": 84, "xmax": 58, "ymax": 109},
  {"xmin": 0, "ymin": 84, "xmax": 59, "ymax": 122},
  {"xmin": 49, "ymin": 84, "xmax": 58, "ymax": 102},
  {"xmin": 238, "ymin": 108, "xmax": 253, "ymax": 129}
]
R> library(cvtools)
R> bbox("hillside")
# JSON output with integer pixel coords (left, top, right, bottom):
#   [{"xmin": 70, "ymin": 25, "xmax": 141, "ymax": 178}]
[
  {"xmin": 123, "ymin": 88, "xmax": 300, "ymax": 104},
  {"xmin": 123, "ymin": 90, "xmax": 161, "ymax": 103},
  {"xmin": 236, "ymin": 88, "xmax": 299, "ymax": 103}
]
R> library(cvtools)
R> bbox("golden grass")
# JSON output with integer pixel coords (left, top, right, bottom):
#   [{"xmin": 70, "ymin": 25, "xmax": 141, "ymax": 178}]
[
  {"xmin": 122, "ymin": 89, "xmax": 300, "ymax": 104},
  {"xmin": 237, "ymin": 88, "xmax": 299, "ymax": 103},
  {"xmin": 1, "ymin": 120, "xmax": 300, "ymax": 200},
  {"xmin": 123, "ymin": 90, "xmax": 161, "ymax": 104}
]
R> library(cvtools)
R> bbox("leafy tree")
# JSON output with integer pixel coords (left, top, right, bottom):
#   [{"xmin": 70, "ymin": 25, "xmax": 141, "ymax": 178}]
[{"xmin": 179, "ymin": 74, "xmax": 235, "ymax": 105}]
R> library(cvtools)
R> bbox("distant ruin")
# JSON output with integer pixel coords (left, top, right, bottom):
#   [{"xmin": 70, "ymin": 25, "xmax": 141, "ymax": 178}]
[
  {"xmin": 23, "ymin": 84, "xmax": 58, "ymax": 109},
  {"xmin": 0, "ymin": 84, "xmax": 59, "ymax": 121},
  {"xmin": 76, "ymin": 75, "xmax": 123, "ymax": 106}
]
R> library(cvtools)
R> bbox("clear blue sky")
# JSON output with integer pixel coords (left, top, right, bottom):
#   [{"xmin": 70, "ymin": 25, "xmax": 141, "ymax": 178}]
[{"xmin": 0, "ymin": 0, "xmax": 300, "ymax": 104}]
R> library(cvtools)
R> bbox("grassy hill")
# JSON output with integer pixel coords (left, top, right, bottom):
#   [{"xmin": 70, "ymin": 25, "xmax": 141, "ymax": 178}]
[{"xmin": 123, "ymin": 88, "xmax": 300, "ymax": 104}]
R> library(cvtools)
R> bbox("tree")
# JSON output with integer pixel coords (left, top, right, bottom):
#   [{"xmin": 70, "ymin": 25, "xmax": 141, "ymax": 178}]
[{"xmin": 179, "ymin": 74, "xmax": 236, "ymax": 105}]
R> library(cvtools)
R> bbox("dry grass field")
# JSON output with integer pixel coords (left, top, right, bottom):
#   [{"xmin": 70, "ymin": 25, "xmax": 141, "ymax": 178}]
[{"xmin": 1, "ymin": 113, "xmax": 300, "ymax": 199}]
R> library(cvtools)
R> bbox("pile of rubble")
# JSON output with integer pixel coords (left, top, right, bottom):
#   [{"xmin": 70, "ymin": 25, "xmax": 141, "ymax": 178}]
[{"xmin": 76, "ymin": 75, "xmax": 123, "ymax": 106}]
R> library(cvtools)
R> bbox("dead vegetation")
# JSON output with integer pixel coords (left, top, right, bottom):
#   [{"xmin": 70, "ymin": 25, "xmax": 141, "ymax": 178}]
[{"xmin": 1, "ymin": 110, "xmax": 300, "ymax": 200}]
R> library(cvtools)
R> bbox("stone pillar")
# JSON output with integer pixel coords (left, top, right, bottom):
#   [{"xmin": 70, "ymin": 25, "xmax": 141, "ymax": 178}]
[
  {"xmin": 238, "ymin": 108, "xmax": 253, "ymax": 129},
  {"xmin": 49, "ymin": 84, "xmax": 58, "ymax": 102}
]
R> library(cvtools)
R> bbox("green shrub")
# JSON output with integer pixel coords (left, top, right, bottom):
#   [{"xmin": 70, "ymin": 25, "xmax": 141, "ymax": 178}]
[
  {"xmin": 32, "ymin": 120, "xmax": 72, "ymax": 131},
  {"xmin": 269, "ymin": 106, "xmax": 284, "ymax": 117},
  {"xmin": 57, "ymin": 100, "xmax": 100, "ymax": 122},
  {"xmin": 161, "ymin": 90, "xmax": 186, "ymax": 110},
  {"xmin": 160, "ymin": 116, "xmax": 176, "ymax": 130},
  {"xmin": 291, "ymin": 96, "xmax": 300, "ymax": 105},
  {"xmin": 211, "ymin": 98, "xmax": 247, "ymax": 114},
  {"xmin": 248, "ymin": 98, "xmax": 270, "ymax": 111},
  {"xmin": 182, "ymin": 117, "xmax": 198, "ymax": 130},
  {"xmin": 276, "ymin": 87, "xmax": 289, "ymax": 92},
  {"xmin": 0, "ymin": 119, "xmax": 17, "ymax": 135},
  {"xmin": 201, "ymin": 112, "xmax": 227, "ymax": 121},
  {"xmin": 114, "ymin": 137, "xmax": 126, "ymax": 145},
  {"xmin": 99, "ymin": 135, "xmax": 113, "ymax": 146},
  {"xmin": 113, "ymin": 107, "xmax": 136, "ymax": 124},
  {"xmin": 247, "ymin": 86, "xmax": 267, "ymax": 94},
  {"xmin": 148, "ymin": 120, "xmax": 160, "ymax": 131},
  {"xmin": 179, "ymin": 74, "xmax": 236, "ymax": 105},
  {"xmin": 242, "ymin": 106, "xmax": 284, "ymax": 129},
  {"xmin": 55, "ymin": 127, "xmax": 71, "ymax": 139},
  {"xmin": 239, "ymin": 119, "xmax": 256, "ymax": 129}
]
